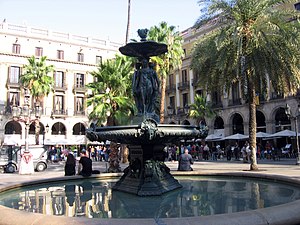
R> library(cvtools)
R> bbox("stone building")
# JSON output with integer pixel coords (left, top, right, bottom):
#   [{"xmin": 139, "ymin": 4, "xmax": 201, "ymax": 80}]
[
  {"xmin": 166, "ymin": 2, "xmax": 300, "ymax": 149},
  {"xmin": 0, "ymin": 21, "xmax": 121, "ymax": 146}
]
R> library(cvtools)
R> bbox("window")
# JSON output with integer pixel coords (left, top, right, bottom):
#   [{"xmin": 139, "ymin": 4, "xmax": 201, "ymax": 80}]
[
  {"xmin": 77, "ymin": 53, "xmax": 84, "ymax": 62},
  {"xmin": 9, "ymin": 66, "xmax": 21, "ymax": 84},
  {"xmin": 54, "ymin": 95, "xmax": 64, "ymax": 113},
  {"xmin": 183, "ymin": 48, "xmax": 186, "ymax": 57},
  {"xmin": 12, "ymin": 44, "xmax": 20, "ymax": 54},
  {"xmin": 182, "ymin": 93, "xmax": 188, "ymax": 107},
  {"xmin": 8, "ymin": 92, "xmax": 20, "ymax": 106},
  {"xmin": 232, "ymin": 82, "xmax": 240, "ymax": 102},
  {"xmin": 35, "ymin": 47, "xmax": 43, "ymax": 57},
  {"xmin": 75, "ymin": 97, "xmax": 84, "ymax": 114},
  {"xmin": 57, "ymin": 50, "xmax": 64, "ymax": 60},
  {"xmin": 169, "ymin": 74, "xmax": 174, "ymax": 86},
  {"xmin": 55, "ymin": 71, "xmax": 64, "ymax": 88},
  {"xmin": 96, "ymin": 55, "xmax": 102, "ymax": 64},
  {"xmin": 181, "ymin": 69, "xmax": 188, "ymax": 82},
  {"xmin": 76, "ymin": 73, "xmax": 85, "ymax": 88},
  {"xmin": 169, "ymin": 96, "xmax": 175, "ymax": 109}
]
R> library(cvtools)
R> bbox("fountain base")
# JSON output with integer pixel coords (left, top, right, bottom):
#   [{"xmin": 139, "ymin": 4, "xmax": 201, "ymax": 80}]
[{"xmin": 112, "ymin": 144, "xmax": 182, "ymax": 196}]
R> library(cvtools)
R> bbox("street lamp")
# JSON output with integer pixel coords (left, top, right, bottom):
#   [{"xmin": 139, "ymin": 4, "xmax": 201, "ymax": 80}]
[
  {"xmin": 12, "ymin": 89, "xmax": 41, "ymax": 152},
  {"xmin": 167, "ymin": 105, "xmax": 190, "ymax": 124},
  {"xmin": 43, "ymin": 124, "xmax": 50, "ymax": 145},
  {"xmin": 167, "ymin": 105, "xmax": 174, "ymax": 116},
  {"xmin": 285, "ymin": 103, "xmax": 300, "ymax": 165},
  {"xmin": 184, "ymin": 104, "xmax": 190, "ymax": 115}
]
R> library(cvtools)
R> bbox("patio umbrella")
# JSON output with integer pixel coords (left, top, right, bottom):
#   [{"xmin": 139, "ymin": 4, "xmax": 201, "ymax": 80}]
[
  {"xmin": 224, "ymin": 133, "xmax": 249, "ymax": 140},
  {"xmin": 270, "ymin": 129, "xmax": 296, "ymax": 138},
  {"xmin": 205, "ymin": 133, "xmax": 224, "ymax": 141},
  {"xmin": 256, "ymin": 131, "xmax": 272, "ymax": 139}
]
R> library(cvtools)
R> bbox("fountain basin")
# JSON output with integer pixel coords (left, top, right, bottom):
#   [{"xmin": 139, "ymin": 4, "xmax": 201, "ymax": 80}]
[{"xmin": 1, "ymin": 171, "xmax": 300, "ymax": 225}]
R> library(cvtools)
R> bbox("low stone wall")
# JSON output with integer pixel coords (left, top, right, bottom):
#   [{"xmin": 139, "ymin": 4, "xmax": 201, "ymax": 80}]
[{"xmin": 1, "ymin": 172, "xmax": 300, "ymax": 225}]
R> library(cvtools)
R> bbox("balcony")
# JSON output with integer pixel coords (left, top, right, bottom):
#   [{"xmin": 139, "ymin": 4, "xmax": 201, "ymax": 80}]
[
  {"xmin": 51, "ymin": 109, "xmax": 67, "ymax": 118},
  {"xmin": 270, "ymin": 92, "xmax": 284, "ymax": 100},
  {"xmin": 228, "ymin": 98, "xmax": 242, "ymax": 106},
  {"xmin": 6, "ymin": 79, "xmax": 21, "ymax": 88},
  {"xmin": 166, "ymin": 84, "xmax": 176, "ymax": 94},
  {"xmin": 73, "ymin": 84, "xmax": 87, "ymax": 93},
  {"xmin": 53, "ymin": 84, "xmax": 67, "ymax": 92},
  {"xmin": 211, "ymin": 102, "xmax": 223, "ymax": 109},
  {"xmin": 74, "ymin": 110, "xmax": 86, "ymax": 116},
  {"xmin": 177, "ymin": 81, "xmax": 189, "ymax": 91},
  {"xmin": 192, "ymin": 77, "xmax": 200, "ymax": 87}
]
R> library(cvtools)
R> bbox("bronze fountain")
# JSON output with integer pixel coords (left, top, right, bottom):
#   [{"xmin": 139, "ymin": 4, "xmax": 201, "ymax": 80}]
[{"xmin": 86, "ymin": 29, "xmax": 208, "ymax": 196}]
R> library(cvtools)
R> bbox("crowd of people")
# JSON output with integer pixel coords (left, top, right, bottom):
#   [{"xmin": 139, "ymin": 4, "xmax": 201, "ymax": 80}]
[
  {"xmin": 165, "ymin": 139, "xmax": 292, "ymax": 165},
  {"xmin": 17, "ymin": 139, "xmax": 293, "ymax": 176}
]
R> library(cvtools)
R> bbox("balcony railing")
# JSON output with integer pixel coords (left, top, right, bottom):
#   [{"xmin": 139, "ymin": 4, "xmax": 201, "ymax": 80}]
[
  {"xmin": 74, "ymin": 110, "xmax": 86, "ymax": 116},
  {"xmin": 192, "ymin": 77, "xmax": 200, "ymax": 87},
  {"xmin": 73, "ymin": 84, "xmax": 86, "ymax": 93},
  {"xmin": 6, "ymin": 79, "xmax": 21, "ymax": 88},
  {"xmin": 53, "ymin": 84, "xmax": 67, "ymax": 92},
  {"xmin": 166, "ymin": 84, "xmax": 176, "ymax": 94},
  {"xmin": 228, "ymin": 98, "xmax": 242, "ymax": 106},
  {"xmin": 177, "ymin": 81, "xmax": 189, "ymax": 91},
  {"xmin": 211, "ymin": 102, "xmax": 223, "ymax": 109},
  {"xmin": 270, "ymin": 92, "xmax": 284, "ymax": 100},
  {"xmin": 51, "ymin": 109, "xmax": 67, "ymax": 118}
]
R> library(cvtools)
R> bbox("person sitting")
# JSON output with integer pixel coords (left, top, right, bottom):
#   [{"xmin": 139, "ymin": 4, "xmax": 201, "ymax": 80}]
[
  {"xmin": 64, "ymin": 151, "xmax": 76, "ymax": 176},
  {"xmin": 178, "ymin": 148, "xmax": 194, "ymax": 171},
  {"xmin": 78, "ymin": 149, "xmax": 92, "ymax": 177}
]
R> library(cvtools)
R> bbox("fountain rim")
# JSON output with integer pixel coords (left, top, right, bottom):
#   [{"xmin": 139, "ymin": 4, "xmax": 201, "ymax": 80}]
[{"xmin": 1, "ymin": 171, "xmax": 300, "ymax": 225}]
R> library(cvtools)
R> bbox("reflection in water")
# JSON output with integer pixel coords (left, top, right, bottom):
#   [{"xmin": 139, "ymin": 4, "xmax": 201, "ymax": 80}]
[{"xmin": 0, "ymin": 177, "xmax": 300, "ymax": 219}]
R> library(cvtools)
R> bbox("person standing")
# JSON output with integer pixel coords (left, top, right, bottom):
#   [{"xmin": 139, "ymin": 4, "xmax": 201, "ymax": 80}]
[
  {"xmin": 234, "ymin": 142, "xmax": 240, "ymax": 160},
  {"xmin": 19, "ymin": 149, "xmax": 34, "ymax": 175},
  {"xmin": 226, "ymin": 144, "xmax": 232, "ymax": 161},
  {"xmin": 178, "ymin": 148, "xmax": 194, "ymax": 171},
  {"xmin": 78, "ymin": 149, "xmax": 92, "ymax": 177},
  {"xmin": 203, "ymin": 144, "xmax": 210, "ymax": 160}
]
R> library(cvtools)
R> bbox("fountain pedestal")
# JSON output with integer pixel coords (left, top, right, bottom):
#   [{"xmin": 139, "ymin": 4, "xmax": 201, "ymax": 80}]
[
  {"xmin": 87, "ymin": 119, "xmax": 208, "ymax": 196},
  {"xmin": 113, "ymin": 144, "xmax": 182, "ymax": 196}
]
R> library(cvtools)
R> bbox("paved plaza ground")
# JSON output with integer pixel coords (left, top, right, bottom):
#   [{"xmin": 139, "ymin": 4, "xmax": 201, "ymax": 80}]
[
  {"xmin": 1, "ymin": 158, "xmax": 300, "ymax": 225},
  {"xmin": 1, "ymin": 157, "xmax": 300, "ymax": 189}
]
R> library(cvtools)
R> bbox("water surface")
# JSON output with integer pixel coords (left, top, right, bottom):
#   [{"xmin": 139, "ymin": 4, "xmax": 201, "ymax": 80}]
[{"xmin": 0, "ymin": 176, "xmax": 299, "ymax": 219}]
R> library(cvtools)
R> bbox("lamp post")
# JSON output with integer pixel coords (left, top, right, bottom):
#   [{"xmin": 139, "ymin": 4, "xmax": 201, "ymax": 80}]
[
  {"xmin": 43, "ymin": 124, "xmax": 49, "ymax": 145},
  {"xmin": 285, "ymin": 103, "xmax": 300, "ymax": 165},
  {"xmin": 12, "ymin": 89, "xmax": 41, "ymax": 152},
  {"xmin": 167, "ymin": 105, "xmax": 190, "ymax": 124}
]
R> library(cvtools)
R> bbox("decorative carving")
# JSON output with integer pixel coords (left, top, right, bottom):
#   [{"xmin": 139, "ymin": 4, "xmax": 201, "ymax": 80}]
[{"xmin": 140, "ymin": 119, "xmax": 158, "ymax": 141}]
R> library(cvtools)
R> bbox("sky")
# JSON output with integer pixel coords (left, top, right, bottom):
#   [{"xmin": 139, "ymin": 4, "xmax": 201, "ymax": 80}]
[{"xmin": 0, "ymin": 0, "xmax": 201, "ymax": 44}]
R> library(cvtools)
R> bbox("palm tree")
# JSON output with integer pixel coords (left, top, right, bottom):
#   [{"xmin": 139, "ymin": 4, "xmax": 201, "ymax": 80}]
[
  {"xmin": 20, "ymin": 56, "xmax": 54, "ymax": 145},
  {"xmin": 125, "ymin": 0, "xmax": 131, "ymax": 44},
  {"xmin": 189, "ymin": 94, "xmax": 216, "ymax": 126},
  {"xmin": 148, "ymin": 22, "xmax": 185, "ymax": 123},
  {"xmin": 87, "ymin": 54, "xmax": 134, "ymax": 172},
  {"xmin": 191, "ymin": 0, "xmax": 300, "ymax": 170}
]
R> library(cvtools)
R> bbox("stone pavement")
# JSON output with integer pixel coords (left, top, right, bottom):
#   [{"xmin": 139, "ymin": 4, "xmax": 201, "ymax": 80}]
[
  {"xmin": 1, "ymin": 158, "xmax": 300, "ymax": 225},
  {"xmin": 1, "ymin": 157, "xmax": 300, "ymax": 190}
]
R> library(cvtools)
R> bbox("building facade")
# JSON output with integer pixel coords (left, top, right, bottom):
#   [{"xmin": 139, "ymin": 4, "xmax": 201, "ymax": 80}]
[
  {"xmin": 166, "ymin": 3, "xmax": 300, "ymax": 149},
  {"xmin": 0, "ymin": 21, "xmax": 122, "ymax": 146}
]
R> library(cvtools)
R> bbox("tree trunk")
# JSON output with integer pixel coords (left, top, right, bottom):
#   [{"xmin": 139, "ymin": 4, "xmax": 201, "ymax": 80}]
[
  {"xmin": 159, "ymin": 76, "xmax": 166, "ymax": 123},
  {"xmin": 35, "ymin": 119, "xmax": 40, "ymax": 145},
  {"xmin": 121, "ymin": 144, "xmax": 129, "ymax": 163},
  {"xmin": 247, "ymin": 76, "xmax": 258, "ymax": 171},
  {"xmin": 108, "ymin": 142, "xmax": 121, "ymax": 172},
  {"xmin": 125, "ymin": 0, "xmax": 131, "ymax": 44},
  {"xmin": 107, "ymin": 116, "xmax": 121, "ymax": 172}
]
